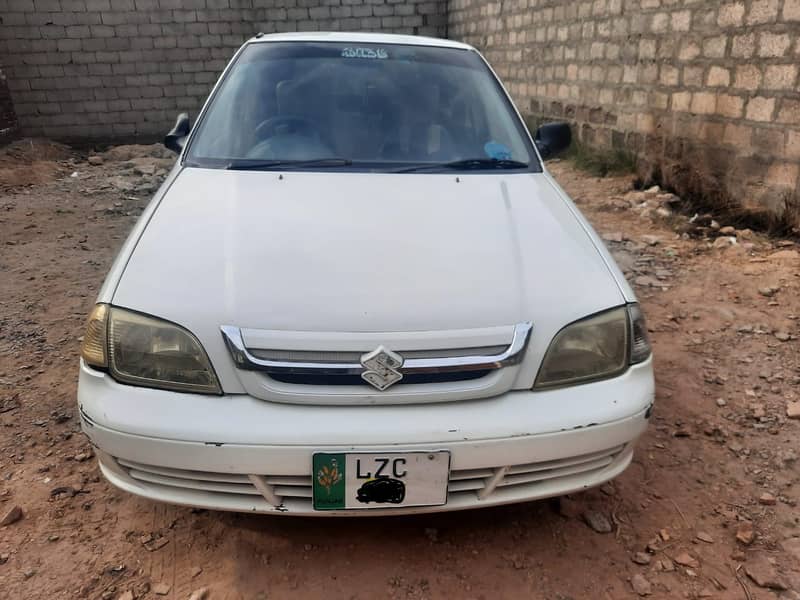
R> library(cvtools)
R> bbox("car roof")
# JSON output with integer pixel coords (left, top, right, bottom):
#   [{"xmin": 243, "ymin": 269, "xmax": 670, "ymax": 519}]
[{"xmin": 245, "ymin": 31, "xmax": 476, "ymax": 51}]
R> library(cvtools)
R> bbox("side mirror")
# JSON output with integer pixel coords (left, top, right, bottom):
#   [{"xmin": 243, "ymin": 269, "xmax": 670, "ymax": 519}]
[
  {"xmin": 534, "ymin": 122, "xmax": 572, "ymax": 159},
  {"xmin": 164, "ymin": 113, "xmax": 191, "ymax": 154}
]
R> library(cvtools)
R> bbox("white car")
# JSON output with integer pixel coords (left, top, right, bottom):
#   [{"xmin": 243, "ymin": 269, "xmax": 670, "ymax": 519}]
[{"xmin": 77, "ymin": 32, "xmax": 654, "ymax": 515}]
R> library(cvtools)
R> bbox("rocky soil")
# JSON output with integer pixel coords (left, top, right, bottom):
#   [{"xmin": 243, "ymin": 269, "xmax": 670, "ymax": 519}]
[{"xmin": 1, "ymin": 143, "xmax": 799, "ymax": 599}]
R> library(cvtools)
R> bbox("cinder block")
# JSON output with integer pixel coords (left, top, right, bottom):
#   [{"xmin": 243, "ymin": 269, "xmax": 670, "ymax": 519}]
[
  {"xmin": 111, "ymin": 122, "xmax": 137, "ymax": 135},
  {"xmin": 209, "ymin": 22, "xmax": 233, "ymax": 34},
  {"xmin": 80, "ymin": 38, "xmax": 106, "ymax": 51},
  {"xmin": 707, "ymin": 66, "xmax": 731, "ymax": 87},
  {"xmin": 758, "ymin": 32, "xmax": 791, "ymax": 56},
  {"xmin": 40, "ymin": 25, "xmax": 67, "ymax": 39},
  {"xmin": 309, "ymin": 5, "xmax": 330, "ymax": 18},
  {"xmin": 137, "ymin": 23, "xmax": 161, "ymax": 36},
  {"xmin": 148, "ymin": 73, "xmax": 171, "ymax": 86},
  {"xmin": 63, "ymin": 63, "xmax": 90, "ymax": 76},
  {"xmin": 394, "ymin": 3, "xmax": 414, "ymax": 16},
  {"xmin": 38, "ymin": 64, "xmax": 65, "ymax": 77},
  {"xmin": 330, "ymin": 6, "xmax": 352, "ymax": 18},
  {"xmin": 173, "ymin": 10, "xmax": 198, "ymax": 23},
  {"xmin": 786, "ymin": 131, "xmax": 800, "ymax": 160},
  {"xmin": 745, "ymin": 96, "xmax": 776, "ymax": 121},
  {"xmin": 8, "ymin": 0, "xmax": 35, "ymax": 10},
  {"xmin": 112, "ymin": 24, "xmax": 138, "ymax": 37},
  {"xmin": 96, "ymin": 51, "xmax": 119, "ymax": 64},
  {"xmin": 90, "ymin": 24, "xmax": 115, "ymax": 37},
  {"xmin": 766, "ymin": 161, "xmax": 799, "ymax": 185},
  {"xmin": 133, "ymin": 0, "xmax": 159, "ymax": 10},
  {"xmin": 70, "ymin": 51, "xmax": 97, "ymax": 64},
  {"xmin": 150, "ymin": 96, "xmax": 177, "ymax": 110},
  {"xmin": 672, "ymin": 91, "xmax": 691, "ymax": 112},
  {"xmin": 764, "ymin": 64, "xmax": 798, "ymax": 89},
  {"xmin": 777, "ymin": 99, "xmax": 800, "ymax": 124},
  {"xmin": 170, "ymin": 72, "xmax": 192, "ymax": 84},
  {"xmin": 717, "ymin": 94, "xmax": 744, "ymax": 118},
  {"xmin": 110, "ymin": 63, "xmax": 135, "ymax": 77},
  {"xmin": 186, "ymin": 83, "xmax": 209, "ymax": 96},
  {"xmin": 88, "ymin": 63, "xmax": 113, "ymax": 75},
  {"xmin": 186, "ymin": 22, "xmax": 210, "ymax": 35},
  {"xmin": 785, "ymin": 0, "xmax": 800, "ymax": 20},
  {"xmin": 690, "ymin": 92, "xmax": 717, "ymax": 115},
  {"xmin": 199, "ymin": 33, "xmax": 222, "ymax": 47},
  {"xmin": 154, "ymin": 37, "xmax": 179, "ymax": 49},
  {"xmin": 118, "ymin": 50, "xmax": 144, "ymax": 63},
  {"xmin": 83, "ymin": 99, "xmax": 109, "ymax": 113},
  {"xmin": 702, "ymin": 35, "xmax": 727, "ymax": 58},
  {"xmin": 57, "ymin": 38, "xmax": 83, "ymax": 52},
  {"xmin": 734, "ymin": 64, "xmax": 762, "ymax": 90},
  {"xmin": 722, "ymin": 123, "xmax": 752, "ymax": 147},
  {"xmin": 718, "ymin": 2, "xmax": 745, "ymax": 26},
  {"xmin": 746, "ymin": 0, "xmax": 779, "ymax": 24},
  {"xmin": 204, "ymin": 59, "xmax": 227, "ymax": 71},
  {"xmin": 7, "ymin": 65, "xmax": 38, "ymax": 83},
  {"xmin": 380, "ymin": 15, "xmax": 402, "ymax": 27},
  {"xmin": 62, "ymin": 0, "xmax": 89, "ymax": 12},
  {"xmin": 671, "ymin": 10, "xmax": 692, "ymax": 31},
  {"xmin": 2, "ymin": 12, "xmax": 27, "ymax": 26},
  {"xmin": 28, "ymin": 77, "xmax": 53, "ymax": 90},
  {"xmin": 177, "ymin": 37, "xmax": 201, "ymax": 48},
  {"xmin": 731, "ymin": 33, "xmax": 756, "ymax": 57},
  {"xmin": 99, "ymin": 11, "xmax": 128, "ymax": 25},
  {"xmin": 64, "ymin": 25, "xmax": 90, "ymax": 39}
]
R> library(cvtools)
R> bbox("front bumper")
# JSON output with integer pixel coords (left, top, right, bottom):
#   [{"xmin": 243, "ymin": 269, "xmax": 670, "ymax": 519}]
[{"xmin": 79, "ymin": 359, "xmax": 654, "ymax": 516}]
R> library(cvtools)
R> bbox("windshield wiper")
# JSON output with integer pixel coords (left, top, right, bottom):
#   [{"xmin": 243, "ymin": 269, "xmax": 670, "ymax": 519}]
[
  {"xmin": 393, "ymin": 158, "xmax": 530, "ymax": 173},
  {"xmin": 225, "ymin": 158, "xmax": 353, "ymax": 171}
]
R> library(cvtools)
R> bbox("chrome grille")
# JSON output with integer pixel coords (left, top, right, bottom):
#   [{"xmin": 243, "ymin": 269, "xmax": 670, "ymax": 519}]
[
  {"xmin": 220, "ymin": 323, "xmax": 532, "ymax": 390},
  {"xmin": 267, "ymin": 369, "xmax": 492, "ymax": 386},
  {"xmin": 249, "ymin": 346, "xmax": 507, "ymax": 363}
]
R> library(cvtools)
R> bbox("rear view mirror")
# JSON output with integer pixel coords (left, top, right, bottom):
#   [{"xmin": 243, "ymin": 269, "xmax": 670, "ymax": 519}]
[
  {"xmin": 534, "ymin": 122, "xmax": 572, "ymax": 159},
  {"xmin": 164, "ymin": 113, "xmax": 191, "ymax": 154}
]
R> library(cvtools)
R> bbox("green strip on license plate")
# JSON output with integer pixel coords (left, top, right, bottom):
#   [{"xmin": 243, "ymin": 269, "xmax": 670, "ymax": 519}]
[{"xmin": 313, "ymin": 453, "xmax": 346, "ymax": 510}]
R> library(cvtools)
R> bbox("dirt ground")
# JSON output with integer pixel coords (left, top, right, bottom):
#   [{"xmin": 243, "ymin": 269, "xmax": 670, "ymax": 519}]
[{"xmin": 1, "ymin": 140, "xmax": 799, "ymax": 600}]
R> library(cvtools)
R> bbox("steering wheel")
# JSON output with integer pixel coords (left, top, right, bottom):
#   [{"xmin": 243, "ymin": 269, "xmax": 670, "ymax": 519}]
[{"xmin": 254, "ymin": 115, "xmax": 319, "ymax": 141}]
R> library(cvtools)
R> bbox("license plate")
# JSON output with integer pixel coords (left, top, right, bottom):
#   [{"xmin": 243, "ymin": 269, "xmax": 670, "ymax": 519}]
[{"xmin": 312, "ymin": 451, "xmax": 450, "ymax": 510}]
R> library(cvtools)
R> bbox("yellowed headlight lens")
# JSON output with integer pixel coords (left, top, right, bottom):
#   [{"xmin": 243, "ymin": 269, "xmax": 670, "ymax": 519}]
[
  {"xmin": 534, "ymin": 306, "xmax": 629, "ymax": 389},
  {"xmin": 80, "ymin": 303, "xmax": 109, "ymax": 368},
  {"xmin": 107, "ymin": 307, "xmax": 221, "ymax": 394}
]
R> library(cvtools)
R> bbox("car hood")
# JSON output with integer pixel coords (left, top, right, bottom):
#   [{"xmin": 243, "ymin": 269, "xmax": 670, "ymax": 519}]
[{"xmin": 113, "ymin": 168, "xmax": 625, "ymax": 386}]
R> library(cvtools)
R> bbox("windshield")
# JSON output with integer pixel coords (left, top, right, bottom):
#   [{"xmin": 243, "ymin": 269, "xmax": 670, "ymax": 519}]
[{"xmin": 185, "ymin": 41, "xmax": 540, "ymax": 172}]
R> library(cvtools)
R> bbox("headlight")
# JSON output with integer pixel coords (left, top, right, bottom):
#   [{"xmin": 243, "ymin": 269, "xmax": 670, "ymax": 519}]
[
  {"xmin": 534, "ymin": 304, "xmax": 651, "ymax": 389},
  {"xmin": 80, "ymin": 304, "xmax": 221, "ymax": 394}
]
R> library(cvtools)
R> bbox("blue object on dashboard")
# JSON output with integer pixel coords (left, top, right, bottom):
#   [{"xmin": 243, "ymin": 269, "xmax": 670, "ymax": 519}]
[{"xmin": 484, "ymin": 141, "xmax": 512, "ymax": 160}]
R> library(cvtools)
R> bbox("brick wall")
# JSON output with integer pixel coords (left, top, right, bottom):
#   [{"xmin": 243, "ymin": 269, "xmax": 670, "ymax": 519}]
[
  {"xmin": 0, "ymin": 0, "xmax": 447, "ymax": 140},
  {"xmin": 449, "ymin": 0, "xmax": 800, "ymax": 224}
]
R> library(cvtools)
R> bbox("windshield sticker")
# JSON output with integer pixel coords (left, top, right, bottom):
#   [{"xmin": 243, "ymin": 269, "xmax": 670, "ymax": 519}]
[
  {"xmin": 341, "ymin": 47, "xmax": 388, "ymax": 59},
  {"xmin": 484, "ymin": 141, "xmax": 512, "ymax": 160}
]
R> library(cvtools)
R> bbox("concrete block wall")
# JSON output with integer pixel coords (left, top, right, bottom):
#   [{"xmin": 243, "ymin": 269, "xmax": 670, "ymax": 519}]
[
  {"xmin": 0, "ymin": 0, "xmax": 447, "ymax": 140},
  {"xmin": 449, "ymin": 0, "xmax": 800, "ymax": 224}
]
